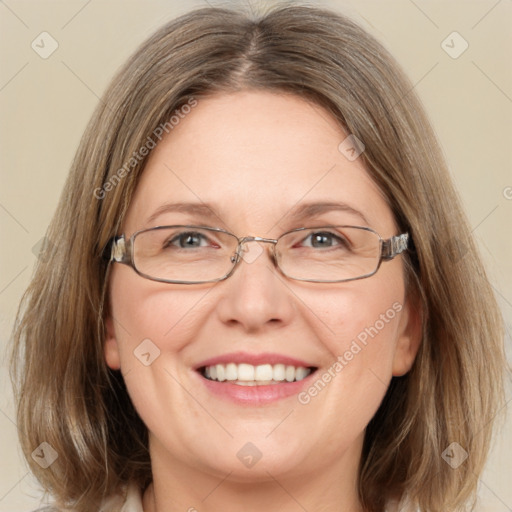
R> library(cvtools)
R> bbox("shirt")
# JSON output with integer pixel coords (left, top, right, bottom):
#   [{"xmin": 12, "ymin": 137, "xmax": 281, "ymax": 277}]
[
  {"xmin": 35, "ymin": 483, "xmax": 408, "ymax": 511},
  {"xmin": 33, "ymin": 483, "xmax": 142, "ymax": 512}
]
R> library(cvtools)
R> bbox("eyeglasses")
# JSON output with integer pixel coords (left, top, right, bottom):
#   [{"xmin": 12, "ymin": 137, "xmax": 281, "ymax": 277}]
[{"xmin": 108, "ymin": 225, "xmax": 408, "ymax": 284}]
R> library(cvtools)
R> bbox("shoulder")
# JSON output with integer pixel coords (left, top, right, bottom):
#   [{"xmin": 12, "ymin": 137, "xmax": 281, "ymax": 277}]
[
  {"xmin": 31, "ymin": 508, "xmax": 61, "ymax": 512},
  {"xmin": 386, "ymin": 496, "xmax": 420, "ymax": 512},
  {"xmin": 29, "ymin": 482, "xmax": 143, "ymax": 512}
]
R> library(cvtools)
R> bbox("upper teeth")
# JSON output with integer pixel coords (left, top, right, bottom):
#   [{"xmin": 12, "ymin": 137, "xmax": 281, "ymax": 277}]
[{"xmin": 204, "ymin": 363, "xmax": 312, "ymax": 384}]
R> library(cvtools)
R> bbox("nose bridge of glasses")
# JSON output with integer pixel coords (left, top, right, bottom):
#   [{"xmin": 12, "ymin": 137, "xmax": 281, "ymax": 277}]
[
  {"xmin": 234, "ymin": 236, "xmax": 278, "ymax": 263},
  {"xmin": 239, "ymin": 235, "xmax": 278, "ymax": 245}
]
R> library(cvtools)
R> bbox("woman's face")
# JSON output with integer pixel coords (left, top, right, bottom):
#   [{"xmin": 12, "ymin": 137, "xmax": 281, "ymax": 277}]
[{"xmin": 105, "ymin": 91, "xmax": 420, "ymax": 485}]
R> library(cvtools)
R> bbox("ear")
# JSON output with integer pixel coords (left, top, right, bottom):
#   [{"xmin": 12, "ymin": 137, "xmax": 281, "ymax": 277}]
[
  {"xmin": 104, "ymin": 314, "xmax": 121, "ymax": 370},
  {"xmin": 392, "ymin": 295, "xmax": 423, "ymax": 377}
]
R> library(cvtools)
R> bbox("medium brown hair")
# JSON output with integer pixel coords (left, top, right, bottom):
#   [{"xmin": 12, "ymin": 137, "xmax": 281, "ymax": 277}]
[{"xmin": 11, "ymin": 4, "xmax": 505, "ymax": 511}]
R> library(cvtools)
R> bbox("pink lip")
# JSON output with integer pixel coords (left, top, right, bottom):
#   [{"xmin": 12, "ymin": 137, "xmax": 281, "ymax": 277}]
[
  {"xmin": 194, "ymin": 351, "xmax": 315, "ymax": 370},
  {"xmin": 193, "ymin": 351, "xmax": 318, "ymax": 405},
  {"xmin": 194, "ymin": 370, "xmax": 317, "ymax": 405}
]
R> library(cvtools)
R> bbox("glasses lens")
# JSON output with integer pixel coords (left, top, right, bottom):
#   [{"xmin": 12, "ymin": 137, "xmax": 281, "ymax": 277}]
[
  {"xmin": 132, "ymin": 226, "xmax": 238, "ymax": 283},
  {"xmin": 277, "ymin": 226, "xmax": 381, "ymax": 282}
]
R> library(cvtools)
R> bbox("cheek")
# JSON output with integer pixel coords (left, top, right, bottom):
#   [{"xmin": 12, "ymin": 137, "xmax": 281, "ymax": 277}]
[
  {"xmin": 302, "ymin": 263, "xmax": 406, "ymax": 375},
  {"xmin": 294, "ymin": 275, "xmax": 405, "ymax": 445},
  {"xmin": 108, "ymin": 268, "xmax": 213, "ymax": 365},
  {"xmin": 107, "ymin": 272, "xmax": 216, "ymax": 434}
]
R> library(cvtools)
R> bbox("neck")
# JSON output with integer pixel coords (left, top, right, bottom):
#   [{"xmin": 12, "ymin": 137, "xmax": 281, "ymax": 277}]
[{"xmin": 142, "ymin": 438, "xmax": 365, "ymax": 512}]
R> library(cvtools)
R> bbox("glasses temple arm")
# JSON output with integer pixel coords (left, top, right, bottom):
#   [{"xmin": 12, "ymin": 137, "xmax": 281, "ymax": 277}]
[
  {"xmin": 110, "ymin": 236, "xmax": 131, "ymax": 264},
  {"xmin": 381, "ymin": 233, "xmax": 409, "ymax": 260}
]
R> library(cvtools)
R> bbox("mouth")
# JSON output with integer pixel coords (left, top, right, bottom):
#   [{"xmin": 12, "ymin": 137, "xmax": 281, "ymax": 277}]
[
  {"xmin": 193, "ymin": 352, "xmax": 319, "ymax": 404},
  {"xmin": 198, "ymin": 363, "xmax": 318, "ymax": 386}
]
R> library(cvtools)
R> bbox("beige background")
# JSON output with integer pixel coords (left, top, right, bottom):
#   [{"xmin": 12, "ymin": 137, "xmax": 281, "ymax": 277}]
[{"xmin": 0, "ymin": 0, "xmax": 510, "ymax": 510}]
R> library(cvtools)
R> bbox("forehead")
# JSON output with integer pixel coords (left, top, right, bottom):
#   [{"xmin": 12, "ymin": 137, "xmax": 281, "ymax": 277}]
[{"xmin": 123, "ymin": 91, "xmax": 395, "ymax": 236}]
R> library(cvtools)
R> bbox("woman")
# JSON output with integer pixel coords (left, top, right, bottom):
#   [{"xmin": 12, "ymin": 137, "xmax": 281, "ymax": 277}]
[{"xmin": 11, "ymin": 4, "xmax": 505, "ymax": 511}]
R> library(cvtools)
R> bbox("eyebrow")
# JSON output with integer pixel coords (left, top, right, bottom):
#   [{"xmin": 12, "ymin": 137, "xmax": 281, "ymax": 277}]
[
  {"xmin": 145, "ymin": 201, "xmax": 370, "ymax": 227},
  {"xmin": 287, "ymin": 202, "xmax": 370, "ymax": 226},
  {"xmin": 145, "ymin": 202, "xmax": 221, "ymax": 226}
]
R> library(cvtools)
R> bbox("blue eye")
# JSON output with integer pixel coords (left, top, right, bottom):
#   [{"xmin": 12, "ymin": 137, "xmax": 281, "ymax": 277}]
[
  {"xmin": 303, "ymin": 231, "xmax": 346, "ymax": 248},
  {"xmin": 167, "ymin": 232, "xmax": 210, "ymax": 248}
]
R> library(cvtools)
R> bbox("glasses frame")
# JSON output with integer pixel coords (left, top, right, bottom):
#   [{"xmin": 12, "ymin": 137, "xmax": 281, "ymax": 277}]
[{"xmin": 108, "ymin": 225, "xmax": 409, "ymax": 284}]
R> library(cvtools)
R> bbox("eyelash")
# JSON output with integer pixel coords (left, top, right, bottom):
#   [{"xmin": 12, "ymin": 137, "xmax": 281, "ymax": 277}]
[
  {"xmin": 165, "ymin": 232, "xmax": 214, "ymax": 249},
  {"xmin": 162, "ymin": 229, "xmax": 351, "ymax": 251},
  {"xmin": 298, "ymin": 231, "xmax": 347, "ymax": 249}
]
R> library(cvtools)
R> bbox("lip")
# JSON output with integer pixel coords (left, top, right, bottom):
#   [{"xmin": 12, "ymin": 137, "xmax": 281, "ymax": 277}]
[
  {"xmin": 197, "ymin": 375, "xmax": 316, "ymax": 404},
  {"xmin": 194, "ymin": 351, "xmax": 316, "ymax": 370},
  {"xmin": 193, "ymin": 351, "xmax": 318, "ymax": 405}
]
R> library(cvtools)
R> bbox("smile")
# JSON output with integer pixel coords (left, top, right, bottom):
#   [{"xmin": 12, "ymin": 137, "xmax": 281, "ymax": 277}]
[{"xmin": 200, "ymin": 363, "xmax": 316, "ymax": 385}]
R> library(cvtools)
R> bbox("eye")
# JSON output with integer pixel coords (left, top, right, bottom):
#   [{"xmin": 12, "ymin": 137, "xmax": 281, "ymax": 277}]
[
  {"xmin": 301, "ymin": 231, "xmax": 348, "ymax": 249},
  {"xmin": 165, "ymin": 231, "xmax": 212, "ymax": 249}
]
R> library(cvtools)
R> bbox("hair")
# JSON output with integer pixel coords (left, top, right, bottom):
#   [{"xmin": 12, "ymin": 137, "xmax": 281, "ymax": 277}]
[{"xmin": 11, "ymin": 3, "xmax": 506, "ymax": 511}]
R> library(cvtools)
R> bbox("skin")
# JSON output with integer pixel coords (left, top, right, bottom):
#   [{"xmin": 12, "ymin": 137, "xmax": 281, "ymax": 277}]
[{"xmin": 104, "ymin": 90, "xmax": 421, "ymax": 512}]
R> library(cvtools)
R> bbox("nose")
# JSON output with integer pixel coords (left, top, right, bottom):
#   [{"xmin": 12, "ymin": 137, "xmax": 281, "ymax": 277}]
[{"xmin": 215, "ymin": 240, "xmax": 295, "ymax": 333}]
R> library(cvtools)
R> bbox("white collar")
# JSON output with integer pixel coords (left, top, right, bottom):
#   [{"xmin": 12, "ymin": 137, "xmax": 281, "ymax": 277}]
[
  {"xmin": 98, "ymin": 483, "xmax": 409, "ymax": 512},
  {"xmin": 99, "ymin": 482, "xmax": 143, "ymax": 512}
]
